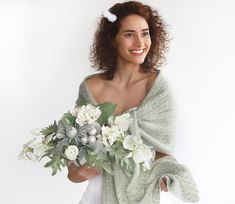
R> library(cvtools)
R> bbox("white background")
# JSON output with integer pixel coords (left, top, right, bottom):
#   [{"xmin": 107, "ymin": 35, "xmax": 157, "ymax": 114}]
[{"xmin": 0, "ymin": 0, "xmax": 235, "ymax": 203}]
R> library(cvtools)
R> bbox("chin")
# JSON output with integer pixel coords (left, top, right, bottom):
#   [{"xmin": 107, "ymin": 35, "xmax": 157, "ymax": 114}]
[{"xmin": 133, "ymin": 59, "xmax": 146, "ymax": 64}]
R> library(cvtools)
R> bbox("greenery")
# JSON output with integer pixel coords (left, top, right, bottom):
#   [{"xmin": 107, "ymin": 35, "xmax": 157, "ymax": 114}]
[{"xmin": 41, "ymin": 120, "xmax": 58, "ymax": 136}]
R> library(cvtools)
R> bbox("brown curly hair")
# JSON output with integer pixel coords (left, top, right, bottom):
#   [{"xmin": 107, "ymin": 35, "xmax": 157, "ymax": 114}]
[{"xmin": 89, "ymin": 1, "xmax": 170, "ymax": 79}]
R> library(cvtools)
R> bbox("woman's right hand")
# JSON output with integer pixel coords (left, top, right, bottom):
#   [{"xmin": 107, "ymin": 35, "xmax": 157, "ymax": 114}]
[{"xmin": 67, "ymin": 162, "xmax": 100, "ymax": 183}]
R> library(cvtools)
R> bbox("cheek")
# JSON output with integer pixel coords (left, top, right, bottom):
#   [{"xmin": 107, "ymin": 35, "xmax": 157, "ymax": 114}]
[
  {"xmin": 118, "ymin": 40, "xmax": 131, "ymax": 52},
  {"xmin": 147, "ymin": 38, "xmax": 152, "ymax": 47},
  {"xmin": 146, "ymin": 39, "xmax": 152, "ymax": 52}
]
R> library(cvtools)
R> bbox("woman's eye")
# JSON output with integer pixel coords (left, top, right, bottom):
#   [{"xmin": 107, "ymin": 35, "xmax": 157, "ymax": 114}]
[
  {"xmin": 125, "ymin": 33, "xmax": 132, "ymax": 38},
  {"xmin": 142, "ymin": 32, "xmax": 149, "ymax": 37}
]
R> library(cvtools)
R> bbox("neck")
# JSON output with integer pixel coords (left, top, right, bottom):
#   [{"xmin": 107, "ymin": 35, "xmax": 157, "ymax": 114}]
[{"xmin": 113, "ymin": 62, "xmax": 145, "ymax": 87}]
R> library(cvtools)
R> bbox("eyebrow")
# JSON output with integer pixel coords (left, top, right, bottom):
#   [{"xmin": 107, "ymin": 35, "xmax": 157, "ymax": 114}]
[{"xmin": 122, "ymin": 28, "xmax": 149, "ymax": 33}]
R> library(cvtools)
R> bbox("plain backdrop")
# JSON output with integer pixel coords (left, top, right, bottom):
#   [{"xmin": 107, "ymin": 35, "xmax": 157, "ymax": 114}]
[{"xmin": 0, "ymin": 0, "xmax": 235, "ymax": 203}]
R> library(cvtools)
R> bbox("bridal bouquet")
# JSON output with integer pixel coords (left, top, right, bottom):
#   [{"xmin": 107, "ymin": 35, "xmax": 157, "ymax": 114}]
[{"xmin": 18, "ymin": 101, "xmax": 154, "ymax": 176}]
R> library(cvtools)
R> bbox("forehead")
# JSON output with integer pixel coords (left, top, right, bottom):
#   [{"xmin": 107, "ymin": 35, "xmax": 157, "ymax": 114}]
[{"xmin": 119, "ymin": 14, "xmax": 149, "ymax": 31}]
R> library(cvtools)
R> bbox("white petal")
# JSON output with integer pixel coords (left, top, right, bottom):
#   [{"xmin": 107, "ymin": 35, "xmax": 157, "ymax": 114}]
[{"xmin": 30, "ymin": 129, "xmax": 41, "ymax": 136}]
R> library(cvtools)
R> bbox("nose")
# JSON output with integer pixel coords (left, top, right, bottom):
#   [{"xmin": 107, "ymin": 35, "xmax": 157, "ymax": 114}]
[{"xmin": 135, "ymin": 34, "xmax": 144, "ymax": 47}]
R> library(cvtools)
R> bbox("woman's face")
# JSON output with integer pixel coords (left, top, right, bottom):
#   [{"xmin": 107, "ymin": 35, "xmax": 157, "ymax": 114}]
[{"xmin": 113, "ymin": 14, "xmax": 151, "ymax": 66}]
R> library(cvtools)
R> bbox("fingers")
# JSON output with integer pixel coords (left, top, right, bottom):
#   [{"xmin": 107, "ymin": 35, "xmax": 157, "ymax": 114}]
[
  {"xmin": 67, "ymin": 162, "xmax": 100, "ymax": 180},
  {"xmin": 160, "ymin": 177, "xmax": 168, "ymax": 192},
  {"xmin": 79, "ymin": 165, "xmax": 100, "ymax": 180}
]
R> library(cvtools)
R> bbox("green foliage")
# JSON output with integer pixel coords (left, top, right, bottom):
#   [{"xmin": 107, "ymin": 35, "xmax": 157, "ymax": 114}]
[
  {"xmin": 85, "ymin": 150, "xmax": 113, "ymax": 175},
  {"xmin": 97, "ymin": 102, "xmax": 116, "ymax": 125},
  {"xmin": 41, "ymin": 120, "xmax": 58, "ymax": 136},
  {"xmin": 44, "ymin": 156, "xmax": 68, "ymax": 176},
  {"xmin": 107, "ymin": 144, "xmax": 135, "ymax": 174},
  {"xmin": 63, "ymin": 112, "xmax": 76, "ymax": 125},
  {"xmin": 22, "ymin": 100, "xmax": 137, "ymax": 177}
]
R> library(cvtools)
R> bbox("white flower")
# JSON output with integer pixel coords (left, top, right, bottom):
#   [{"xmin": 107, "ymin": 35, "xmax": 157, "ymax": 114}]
[
  {"xmin": 18, "ymin": 138, "xmax": 36, "ymax": 160},
  {"xmin": 70, "ymin": 107, "xmax": 79, "ymax": 117},
  {"xmin": 65, "ymin": 145, "xmax": 79, "ymax": 161},
  {"xmin": 123, "ymin": 135, "xmax": 154, "ymax": 170},
  {"xmin": 31, "ymin": 143, "xmax": 48, "ymax": 158},
  {"xmin": 132, "ymin": 144, "xmax": 153, "ymax": 164},
  {"xmin": 101, "ymin": 125, "xmax": 122, "ymax": 147},
  {"xmin": 30, "ymin": 128, "xmax": 41, "ymax": 136},
  {"xmin": 123, "ymin": 135, "xmax": 142, "ymax": 151},
  {"xmin": 142, "ymin": 162, "xmax": 151, "ymax": 171},
  {"xmin": 75, "ymin": 104, "xmax": 101, "ymax": 126},
  {"xmin": 102, "ymin": 10, "xmax": 117, "ymax": 22},
  {"xmin": 107, "ymin": 115, "xmax": 114, "ymax": 125},
  {"xmin": 18, "ymin": 138, "xmax": 47, "ymax": 162},
  {"xmin": 113, "ymin": 113, "xmax": 133, "ymax": 132}
]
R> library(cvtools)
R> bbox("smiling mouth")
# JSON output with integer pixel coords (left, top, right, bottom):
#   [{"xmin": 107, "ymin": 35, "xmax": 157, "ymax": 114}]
[{"xmin": 129, "ymin": 49, "xmax": 145, "ymax": 55}]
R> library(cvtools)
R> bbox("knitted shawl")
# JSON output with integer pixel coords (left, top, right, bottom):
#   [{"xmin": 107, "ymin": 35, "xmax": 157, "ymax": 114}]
[{"xmin": 76, "ymin": 70, "xmax": 199, "ymax": 204}]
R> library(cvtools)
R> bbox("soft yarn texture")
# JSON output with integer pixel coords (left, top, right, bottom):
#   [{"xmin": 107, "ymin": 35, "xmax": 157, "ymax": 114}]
[{"xmin": 76, "ymin": 70, "xmax": 199, "ymax": 204}]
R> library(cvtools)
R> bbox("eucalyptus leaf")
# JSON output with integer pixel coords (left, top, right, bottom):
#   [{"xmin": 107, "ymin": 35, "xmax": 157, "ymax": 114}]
[{"xmin": 102, "ymin": 162, "xmax": 113, "ymax": 175}]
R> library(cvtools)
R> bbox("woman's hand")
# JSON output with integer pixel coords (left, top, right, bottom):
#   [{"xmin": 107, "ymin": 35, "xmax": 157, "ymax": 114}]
[
  {"xmin": 155, "ymin": 151, "xmax": 169, "ymax": 192},
  {"xmin": 67, "ymin": 162, "xmax": 100, "ymax": 183},
  {"xmin": 160, "ymin": 176, "xmax": 168, "ymax": 192}
]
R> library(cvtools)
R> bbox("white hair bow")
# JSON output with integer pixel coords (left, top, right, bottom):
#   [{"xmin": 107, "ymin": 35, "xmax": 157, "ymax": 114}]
[{"xmin": 102, "ymin": 10, "xmax": 117, "ymax": 22}]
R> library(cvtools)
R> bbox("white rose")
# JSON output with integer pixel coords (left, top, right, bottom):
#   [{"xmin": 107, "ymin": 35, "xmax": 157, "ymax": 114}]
[{"xmin": 65, "ymin": 145, "xmax": 79, "ymax": 161}]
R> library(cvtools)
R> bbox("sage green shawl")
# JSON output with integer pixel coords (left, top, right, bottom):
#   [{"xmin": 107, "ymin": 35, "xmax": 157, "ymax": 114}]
[{"xmin": 76, "ymin": 71, "xmax": 199, "ymax": 204}]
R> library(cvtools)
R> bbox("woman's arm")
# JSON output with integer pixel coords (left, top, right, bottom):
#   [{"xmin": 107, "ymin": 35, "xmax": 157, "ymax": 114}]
[{"xmin": 67, "ymin": 162, "xmax": 100, "ymax": 183}]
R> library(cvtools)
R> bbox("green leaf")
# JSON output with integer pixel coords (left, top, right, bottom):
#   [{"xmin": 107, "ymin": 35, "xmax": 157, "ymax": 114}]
[
  {"xmin": 44, "ymin": 155, "xmax": 64, "ymax": 176},
  {"xmin": 102, "ymin": 162, "xmax": 113, "ymax": 175},
  {"xmin": 96, "ymin": 102, "xmax": 116, "ymax": 125},
  {"xmin": 41, "ymin": 121, "xmax": 58, "ymax": 136},
  {"xmin": 63, "ymin": 112, "xmax": 76, "ymax": 125}
]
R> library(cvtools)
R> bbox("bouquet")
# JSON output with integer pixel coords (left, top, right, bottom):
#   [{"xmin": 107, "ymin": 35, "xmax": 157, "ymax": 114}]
[{"xmin": 18, "ymin": 101, "xmax": 155, "ymax": 176}]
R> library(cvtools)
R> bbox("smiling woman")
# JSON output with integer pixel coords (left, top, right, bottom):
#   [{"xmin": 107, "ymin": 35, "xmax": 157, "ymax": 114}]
[
  {"xmin": 113, "ymin": 15, "xmax": 152, "ymax": 66},
  {"xmin": 89, "ymin": 0, "xmax": 170, "ymax": 79},
  {"xmin": 66, "ymin": 1, "xmax": 199, "ymax": 204}
]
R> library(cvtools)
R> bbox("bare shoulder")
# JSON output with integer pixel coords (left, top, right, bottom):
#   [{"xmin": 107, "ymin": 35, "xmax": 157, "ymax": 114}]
[
  {"xmin": 85, "ymin": 73, "xmax": 106, "ymax": 93},
  {"xmin": 145, "ymin": 69, "xmax": 160, "ymax": 87}
]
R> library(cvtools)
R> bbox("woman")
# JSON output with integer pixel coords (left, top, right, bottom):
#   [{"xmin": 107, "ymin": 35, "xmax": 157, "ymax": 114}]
[{"xmin": 67, "ymin": 1, "xmax": 197, "ymax": 204}]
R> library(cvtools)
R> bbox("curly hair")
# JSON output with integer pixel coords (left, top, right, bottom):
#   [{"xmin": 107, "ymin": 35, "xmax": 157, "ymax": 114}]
[{"xmin": 89, "ymin": 1, "xmax": 170, "ymax": 80}]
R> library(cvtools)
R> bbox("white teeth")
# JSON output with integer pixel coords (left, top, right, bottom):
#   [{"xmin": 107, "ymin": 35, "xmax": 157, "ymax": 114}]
[{"xmin": 130, "ymin": 50, "xmax": 144, "ymax": 54}]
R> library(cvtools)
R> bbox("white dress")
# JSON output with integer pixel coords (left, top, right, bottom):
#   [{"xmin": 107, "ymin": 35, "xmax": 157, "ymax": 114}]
[{"xmin": 79, "ymin": 173, "xmax": 103, "ymax": 204}]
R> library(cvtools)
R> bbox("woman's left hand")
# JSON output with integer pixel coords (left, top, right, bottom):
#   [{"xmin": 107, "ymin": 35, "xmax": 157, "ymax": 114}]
[
  {"xmin": 160, "ymin": 176, "xmax": 168, "ymax": 192},
  {"xmin": 155, "ymin": 151, "xmax": 169, "ymax": 192}
]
